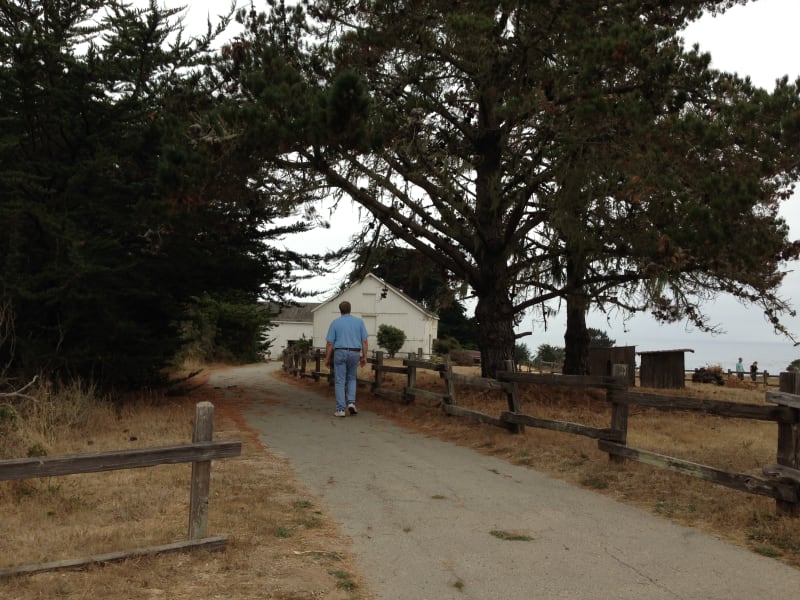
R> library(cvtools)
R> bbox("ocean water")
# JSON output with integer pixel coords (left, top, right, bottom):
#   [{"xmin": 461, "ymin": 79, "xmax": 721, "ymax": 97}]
[{"xmin": 633, "ymin": 339, "xmax": 800, "ymax": 376}]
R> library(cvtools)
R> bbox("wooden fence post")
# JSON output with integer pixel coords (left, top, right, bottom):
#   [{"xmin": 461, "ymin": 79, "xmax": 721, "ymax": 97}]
[
  {"xmin": 374, "ymin": 351, "xmax": 384, "ymax": 392},
  {"xmin": 777, "ymin": 372, "xmax": 800, "ymax": 516},
  {"xmin": 188, "ymin": 402, "xmax": 214, "ymax": 540},
  {"xmin": 405, "ymin": 360, "xmax": 417, "ymax": 404},
  {"xmin": 607, "ymin": 381, "xmax": 629, "ymax": 464},
  {"xmin": 312, "ymin": 349, "xmax": 323, "ymax": 381},
  {"xmin": 505, "ymin": 381, "xmax": 524, "ymax": 434},
  {"xmin": 442, "ymin": 355, "xmax": 455, "ymax": 405}
]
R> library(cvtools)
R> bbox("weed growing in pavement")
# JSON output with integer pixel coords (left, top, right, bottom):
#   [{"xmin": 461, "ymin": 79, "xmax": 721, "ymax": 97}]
[{"xmin": 490, "ymin": 529, "xmax": 534, "ymax": 541}]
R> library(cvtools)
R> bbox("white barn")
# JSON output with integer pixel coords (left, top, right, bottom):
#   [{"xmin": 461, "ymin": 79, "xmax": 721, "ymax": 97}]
[
  {"xmin": 312, "ymin": 273, "xmax": 439, "ymax": 356},
  {"xmin": 267, "ymin": 273, "xmax": 439, "ymax": 357}
]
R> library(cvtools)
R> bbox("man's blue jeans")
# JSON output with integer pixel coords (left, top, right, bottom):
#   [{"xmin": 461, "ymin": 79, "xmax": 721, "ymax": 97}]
[{"xmin": 333, "ymin": 349, "xmax": 360, "ymax": 411}]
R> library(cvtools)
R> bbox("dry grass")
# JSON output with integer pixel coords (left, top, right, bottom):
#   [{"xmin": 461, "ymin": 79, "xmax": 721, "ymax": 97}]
[
  {"xmin": 280, "ymin": 362, "xmax": 800, "ymax": 568},
  {"xmin": 2, "ymin": 361, "xmax": 798, "ymax": 599},
  {"xmin": 0, "ymin": 371, "xmax": 369, "ymax": 600}
]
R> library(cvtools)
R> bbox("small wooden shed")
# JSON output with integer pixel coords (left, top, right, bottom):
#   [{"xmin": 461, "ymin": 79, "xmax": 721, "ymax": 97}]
[
  {"xmin": 637, "ymin": 348, "xmax": 694, "ymax": 389},
  {"xmin": 588, "ymin": 346, "xmax": 637, "ymax": 387}
]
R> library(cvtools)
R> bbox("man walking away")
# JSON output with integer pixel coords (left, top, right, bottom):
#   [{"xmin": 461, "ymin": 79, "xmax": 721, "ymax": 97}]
[{"xmin": 324, "ymin": 301, "xmax": 368, "ymax": 417}]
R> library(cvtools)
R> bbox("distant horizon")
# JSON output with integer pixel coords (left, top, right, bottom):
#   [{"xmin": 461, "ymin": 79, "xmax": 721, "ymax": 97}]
[{"xmin": 603, "ymin": 338, "xmax": 797, "ymax": 375}]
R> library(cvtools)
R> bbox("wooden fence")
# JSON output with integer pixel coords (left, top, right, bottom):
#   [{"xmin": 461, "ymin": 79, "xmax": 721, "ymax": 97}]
[
  {"xmin": 0, "ymin": 401, "xmax": 241, "ymax": 578},
  {"xmin": 283, "ymin": 349, "xmax": 800, "ymax": 516}
]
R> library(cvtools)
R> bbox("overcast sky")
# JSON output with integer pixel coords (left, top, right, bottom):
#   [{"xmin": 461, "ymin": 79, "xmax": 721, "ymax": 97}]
[{"xmin": 157, "ymin": 0, "xmax": 800, "ymax": 350}]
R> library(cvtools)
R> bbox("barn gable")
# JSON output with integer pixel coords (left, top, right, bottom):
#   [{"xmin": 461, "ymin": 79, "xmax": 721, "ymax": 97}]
[{"xmin": 312, "ymin": 273, "xmax": 439, "ymax": 356}]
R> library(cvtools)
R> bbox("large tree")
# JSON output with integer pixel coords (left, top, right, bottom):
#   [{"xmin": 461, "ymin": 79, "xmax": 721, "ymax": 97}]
[
  {"xmin": 0, "ymin": 1, "xmax": 316, "ymax": 387},
  {"xmin": 223, "ymin": 0, "xmax": 800, "ymax": 377},
  {"xmin": 350, "ymin": 244, "xmax": 456, "ymax": 311},
  {"xmin": 532, "ymin": 17, "xmax": 800, "ymax": 374}
]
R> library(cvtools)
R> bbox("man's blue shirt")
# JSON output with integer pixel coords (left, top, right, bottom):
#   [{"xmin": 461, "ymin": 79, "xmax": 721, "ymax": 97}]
[{"xmin": 326, "ymin": 314, "xmax": 368, "ymax": 348}]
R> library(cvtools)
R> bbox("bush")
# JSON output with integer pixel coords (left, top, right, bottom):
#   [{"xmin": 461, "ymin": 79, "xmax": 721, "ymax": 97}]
[
  {"xmin": 449, "ymin": 349, "xmax": 479, "ymax": 366},
  {"xmin": 535, "ymin": 343, "xmax": 565, "ymax": 365},
  {"xmin": 433, "ymin": 336, "xmax": 461, "ymax": 354},
  {"xmin": 377, "ymin": 324, "xmax": 406, "ymax": 358},
  {"xmin": 178, "ymin": 292, "xmax": 271, "ymax": 365},
  {"xmin": 514, "ymin": 343, "xmax": 533, "ymax": 365},
  {"xmin": 293, "ymin": 336, "xmax": 313, "ymax": 354}
]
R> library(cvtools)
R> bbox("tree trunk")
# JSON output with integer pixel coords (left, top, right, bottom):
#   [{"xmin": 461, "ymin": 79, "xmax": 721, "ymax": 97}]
[
  {"xmin": 474, "ymin": 292, "xmax": 516, "ymax": 379},
  {"xmin": 563, "ymin": 292, "xmax": 590, "ymax": 375}
]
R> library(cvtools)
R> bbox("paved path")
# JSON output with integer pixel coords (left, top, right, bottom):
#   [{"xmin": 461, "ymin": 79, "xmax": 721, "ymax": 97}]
[{"xmin": 211, "ymin": 363, "xmax": 800, "ymax": 600}]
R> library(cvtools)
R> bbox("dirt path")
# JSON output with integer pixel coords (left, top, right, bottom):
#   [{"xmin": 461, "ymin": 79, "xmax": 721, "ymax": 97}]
[{"xmin": 212, "ymin": 362, "xmax": 800, "ymax": 600}]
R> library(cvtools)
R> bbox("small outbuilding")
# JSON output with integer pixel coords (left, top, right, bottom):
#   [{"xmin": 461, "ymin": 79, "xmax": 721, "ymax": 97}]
[
  {"xmin": 588, "ymin": 346, "xmax": 637, "ymax": 387},
  {"xmin": 637, "ymin": 348, "xmax": 694, "ymax": 389},
  {"xmin": 266, "ymin": 302, "xmax": 317, "ymax": 357}
]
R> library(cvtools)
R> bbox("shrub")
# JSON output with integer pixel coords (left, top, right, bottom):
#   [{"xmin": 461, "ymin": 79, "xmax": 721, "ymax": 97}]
[
  {"xmin": 177, "ymin": 292, "xmax": 272, "ymax": 365},
  {"xmin": 535, "ymin": 343, "xmax": 565, "ymax": 365},
  {"xmin": 450, "ymin": 349, "xmax": 479, "ymax": 366},
  {"xmin": 514, "ymin": 344, "xmax": 533, "ymax": 365},
  {"xmin": 433, "ymin": 336, "xmax": 461, "ymax": 354},
  {"xmin": 293, "ymin": 335, "xmax": 313, "ymax": 354},
  {"xmin": 377, "ymin": 324, "xmax": 406, "ymax": 358}
]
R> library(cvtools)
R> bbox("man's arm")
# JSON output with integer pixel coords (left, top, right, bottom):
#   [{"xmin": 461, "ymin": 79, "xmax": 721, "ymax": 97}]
[
  {"xmin": 325, "ymin": 342, "xmax": 334, "ymax": 368},
  {"xmin": 360, "ymin": 339, "xmax": 368, "ymax": 367}
]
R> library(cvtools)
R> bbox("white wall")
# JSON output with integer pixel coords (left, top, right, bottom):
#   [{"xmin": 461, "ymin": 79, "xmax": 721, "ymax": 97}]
[{"xmin": 266, "ymin": 321, "xmax": 314, "ymax": 358}]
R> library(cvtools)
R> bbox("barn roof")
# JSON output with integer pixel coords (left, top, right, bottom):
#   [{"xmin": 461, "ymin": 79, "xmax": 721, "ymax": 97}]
[
  {"xmin": 270, "ymin": 302, "xmax": 319, "ymax": 324},
  {"xmin": 311, "ymin": 272, "xmax": 438, "ymax": 320},
  {"xmin": 636, "ymin": 348, "xmax": 695, "ymax": 355}
]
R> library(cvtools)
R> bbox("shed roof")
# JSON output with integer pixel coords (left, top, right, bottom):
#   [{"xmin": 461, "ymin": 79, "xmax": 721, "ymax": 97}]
[
  {"xmin": 636, "ymin": 348, "xmax": 694, "ymax": 356},
  {"xmin": 270, "ymin": 302, "xmax": 318, "ymax": 323}
]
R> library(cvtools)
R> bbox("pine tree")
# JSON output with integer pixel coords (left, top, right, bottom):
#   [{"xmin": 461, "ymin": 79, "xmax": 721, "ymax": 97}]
[
  {"xmin": 222, "ymin": 1, "xmax": 800, "ymax": 377},
  {"xmin": 0, "ymin": 1, "xmax": 316, "ymax": 387}
]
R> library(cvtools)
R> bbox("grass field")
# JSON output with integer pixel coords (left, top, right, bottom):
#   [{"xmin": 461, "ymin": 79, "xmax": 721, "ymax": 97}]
[
  {"xmin": 1, "ymin": 361, "xmax": 798, "ymax": 599},
  {"xmin": 0, "ymin": 370, "xmax": 368, "ymax": 600}
]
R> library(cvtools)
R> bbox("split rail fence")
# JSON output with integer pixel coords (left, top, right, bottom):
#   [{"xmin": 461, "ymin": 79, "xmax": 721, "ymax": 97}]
[
  {"xmin": 283, "ymin": 347, "xmax": 800, "ymax": 516},
  {"xmin": 0, "ymin": 401, "xmax": 241, "ymax": 578}
]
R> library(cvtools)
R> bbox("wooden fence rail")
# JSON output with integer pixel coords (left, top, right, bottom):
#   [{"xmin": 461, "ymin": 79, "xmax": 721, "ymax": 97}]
[
  {"xmin": 281, "ymin": 349, "xmax": 800, "ymax": 515},
  {"xmin": 0, "ymin": 401, "xmax": 241, "ymax": 578}
]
